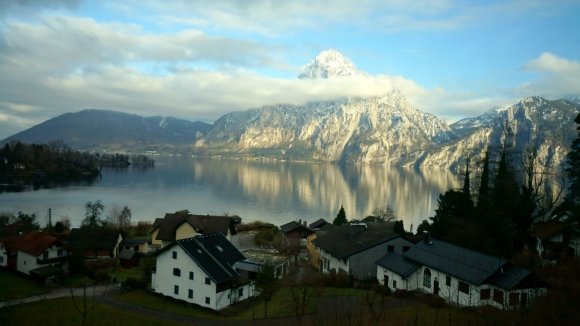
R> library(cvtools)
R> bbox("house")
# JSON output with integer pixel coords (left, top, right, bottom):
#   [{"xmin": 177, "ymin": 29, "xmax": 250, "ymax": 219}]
[
  {"xmin": 151, "ymin": 233, "xmax": 257, "ymax": 311},
  {"xmin": 68, "ymin": 228, "xmax": 123, "ymax": 258},
  {"xmin": 150, "ymin": 210, "xmax": 241, "ymax": 248},
  {"xmin": 1, "ymin": 232, "xmax": 69, "ymax": 279},
  {"xmin": 0, "ymin": 239, "xmax": 8, "ymax": 267},
  {"xmin": 279, "ymin": 220, "xmax": 314, "ymax": 248},
  {"xmin": 120, "ymin": 238, "xmax": 149, "ymax": 254},
  {"xmin": 376, "ymin": 237, "xmax": 546, "ymax": 309},
  {"xmin": 530, "ymin": 220, "xmax": 580, "ymax": 259},
  {"xmin": 309, "ymin": 219, "xmax": 330, "ymax": 230},
  {"xmin": 306, "ymin": 223, "xmax": 334, "ymax": 270},
  {"xmin": 313, "ymin": 222, "xmax": 413, "ymax": 280}
]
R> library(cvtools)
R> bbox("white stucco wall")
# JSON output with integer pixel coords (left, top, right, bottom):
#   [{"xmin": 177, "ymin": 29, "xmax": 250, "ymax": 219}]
[
  {"xmin": 376, "ymin": 265, "xmax": 419, "ymax": 291},
  {"xmin": 17, "ymin": 244, "xmax": 68, "ymax": 275},
  {"xmin": 153, "ymin": 244, "xmax": 254, "ymax": 310},
  {"xmin": 319, "ymin": 248, "xmax": 349, "ymax": 275},
  {"xmin": 0, "ymin": 243, "xmax": 6, "ymax": 267}
]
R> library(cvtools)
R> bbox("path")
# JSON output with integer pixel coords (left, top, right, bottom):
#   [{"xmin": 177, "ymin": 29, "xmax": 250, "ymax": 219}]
[{"xmin": 0, "ymin": 284, "xmax": 119, "ymax": 309}]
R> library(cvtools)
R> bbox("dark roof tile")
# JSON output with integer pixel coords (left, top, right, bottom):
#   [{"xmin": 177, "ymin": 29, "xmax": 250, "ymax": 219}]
[
  {"xmin": 313, "ymin": 223, "xmax": 398, "ymax": 259},
  {"xmin": 376, "ymin": 253, "xmax": 420, "ymax": 278},
  {"xmin": 403, "ymin": 239, "xmax": 507, "ymax": 285}
]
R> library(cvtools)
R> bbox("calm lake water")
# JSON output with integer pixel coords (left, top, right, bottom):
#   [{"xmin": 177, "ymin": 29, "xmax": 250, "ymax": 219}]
[{"xmin": 0, "ymin": 157, "xmax": 460, "ymax": 229}]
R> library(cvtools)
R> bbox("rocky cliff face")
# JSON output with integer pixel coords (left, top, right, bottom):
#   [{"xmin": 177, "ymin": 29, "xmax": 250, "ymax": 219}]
[
  {"xmin": 196, "ymin": 91, "xmax": 453, "ymax": 164},
  {"xmin": 196, "ymin": 94, "xmax": 579, "ymax": 171},
  {"xmin": 420, "ymin": 97, "xmax": 578, "ymax": 171}
]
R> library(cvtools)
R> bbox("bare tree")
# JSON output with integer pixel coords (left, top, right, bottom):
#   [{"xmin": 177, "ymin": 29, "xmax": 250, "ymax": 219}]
[
  {"xmin": 371, "ymin": 206, "xmax": 397, "ymax": 223},
  {"xmin": 520, "ymin": 146, "xmax": 566, "ymax": 221}
]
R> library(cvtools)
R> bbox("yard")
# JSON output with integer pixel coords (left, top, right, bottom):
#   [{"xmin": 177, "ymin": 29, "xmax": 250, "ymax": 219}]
[{"xmin": 0, "ymin": 271, "xmax": 47, "ymax": 301}]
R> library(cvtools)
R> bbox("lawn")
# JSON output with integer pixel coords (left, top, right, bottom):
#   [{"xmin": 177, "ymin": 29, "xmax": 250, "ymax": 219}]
[
  {"xmin": 115, "ymin": 286, "xmax": 367, "ymax": 321},
  {"xmin": 0, "ymin": 297, "xmax": 184, "ymax": 326},
  {"xmin": 0, "ymin": 271, "xmax": 47, "ymax": 301}
]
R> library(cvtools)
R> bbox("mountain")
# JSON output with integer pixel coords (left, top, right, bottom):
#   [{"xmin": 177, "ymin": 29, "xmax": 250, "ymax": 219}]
[
  {"xmin": 2, "ymin": 109, "xmax": 212, "ymax": 152},
  {"xmin": 196, "ymin": 91, "xmax": 454, "ymax": 164},
  {"xmin": 196, "ymin": 94, "xmax": 579, "ymax": 171},
  {"xmin": 420, "ymin": 97, "xmax": 579, "ymax": 171},
  {"xmin": 298, "ymin": 49, "xmax": 362, "ymax": 79}
]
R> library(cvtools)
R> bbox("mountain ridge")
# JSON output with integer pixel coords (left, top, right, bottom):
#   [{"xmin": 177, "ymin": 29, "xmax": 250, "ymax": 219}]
[{"xmin": 2, "ymin": 109, "xmax": 212, "ymax": 152}]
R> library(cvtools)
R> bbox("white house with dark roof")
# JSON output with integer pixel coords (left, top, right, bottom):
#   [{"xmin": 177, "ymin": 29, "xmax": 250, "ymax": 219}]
[
  {"xmin": 313, "ymin": 222, "xmax": 413, "ymax": 280},
  {"xmin": 151, "ymin": 233, "xmax": 257, "ymax": 311},
  {"xmin": 376, "ymin": 238, "xmax": 546, "ymax": 309}
]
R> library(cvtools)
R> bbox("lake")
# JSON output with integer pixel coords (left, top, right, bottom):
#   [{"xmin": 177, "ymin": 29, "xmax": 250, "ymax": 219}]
[{"xmin": 0, "ymin": 157, "xmax": 460, "ymax": 229}]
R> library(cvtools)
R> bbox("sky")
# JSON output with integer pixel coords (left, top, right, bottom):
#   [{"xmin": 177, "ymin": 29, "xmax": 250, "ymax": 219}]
[{"xmin": 0, "ymin": 0, "xmax": 579, "ymax": 139}]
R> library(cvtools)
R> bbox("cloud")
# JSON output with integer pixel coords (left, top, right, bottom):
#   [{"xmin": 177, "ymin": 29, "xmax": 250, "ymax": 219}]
[
  {"xmin": 0, "ymin": 0, "xmax": 80, "ymax": 18},
  {"xmin": 1, "ymin": 16, "xmax": 283, "ymax": 72},
  {"xmin": 520, "ymin": 52, "xmax": 580, "ymax": 97}
]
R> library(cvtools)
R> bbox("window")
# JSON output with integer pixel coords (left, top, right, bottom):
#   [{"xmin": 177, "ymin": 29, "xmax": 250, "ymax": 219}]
[
  {"xmin": 0, "ymin": 256, "xmax": 3, "ymax": 263},
  {"xmin": 174, "ymin": 285, "xmax": 179, "ymax": 295},
  {"xmin": 387, "ymin": 245, "xmax": 394, "ymax": 252},
  {"xmin": 493, "ymin": 289, "xmax": 504, "ymax": 304},
  {"xmin": 172, "ymin": 251, "xmax": 177, "ymax": 259},
  {"xmin": 403, "ymin": 246, "xmax": 410, "ymax": 252},
  {"xmin": 238, "ymin": 288, "xmax": 244, "ymax": 297},
  {"xmin": 480, "ymin": 289, "xmax": 490, "ymax": 300},
  {"xmin": 445, "ymin": 276, "xmax": 451, "ymax": 287},
  {"xmin": 458, "ymin": 281, "xmax": 469, "ymax": 294},
  {"xmin": 384, "ymin": 275, "xmax": 389, "ymax": 286},
  {"xmin": 189, "ymin": 271, "xmax": 194, "ymax": 280},
  {"xmin": 57, "ymin": 248, "xmax": 64, "ymax": 256},
  {"xmin": 205, "ymin": 297, "xmax": 210, "ymax": 304},
  {"xmin": 205, "ymin": 277, "xmax": 211, "ymax": 285},
  {"xmin": 188, "ymin": 289, "xmax": 193, "ymax": 299},
  {"xmin": 392, "ymin": 280, "xmax": 397, "ymax": 289},
  {"xmin": 423, "ymin": 268, "xmax": 431, "ymax": 288},
  {"xmin": 173, "ymin": 268, "xmax": 181, "ymax": 276},
  {"xmin": 43, "ymin": 251, "xmax": 49, "ymax": 261}
]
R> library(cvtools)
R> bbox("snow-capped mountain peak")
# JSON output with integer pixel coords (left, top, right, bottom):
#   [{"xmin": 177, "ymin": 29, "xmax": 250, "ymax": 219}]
[{"xmin": 298, "ymin": 49, "xmax": 362, "ymax": 79}]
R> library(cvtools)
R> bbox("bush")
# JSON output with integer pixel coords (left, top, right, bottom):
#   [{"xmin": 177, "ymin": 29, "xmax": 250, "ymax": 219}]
[
  {"xmin": 126, "ymin": 277, "xmax": 146, "ymax": 290},
  {"xmin": 254, "ymin": 227, "xmax": 282, "ymax": 247},
  {"xmin": 237, "ymin": 221, "xmax": 276, "ymax": 232}
]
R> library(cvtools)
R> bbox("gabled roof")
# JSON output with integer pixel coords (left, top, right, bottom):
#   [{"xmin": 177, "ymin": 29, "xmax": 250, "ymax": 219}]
[
  {"xmin": 160, "ymin": 233, "xmax": 246, "ymax": 284},
  {"xmin": 2, "ymin": 232, "xmax": 63, "ymax": 256},
  {"xmin": 154, "ymin": 212, "xmax": 238, "ymax": 242},
  {"xmin": 486, "ymin": 264, "xmax": 533, "ymax": 290},
  {"xmin": 313, "ymin": 222, "xmax": 398, "ymax": 259},
  {"xmin": 376, "ymin": 252, "xmax": 420, "ymax": 278},
  {"xmin": 530, "ymin": 220, "xmax": 569, "ymax": 241},
  {"xmin": 403, "ymin": 239, "xmax": 507, "ymax": 285},
  {"xmin": 309, "ymin": 219, "xmax": 330, "ymax": 229},
  {"xmin": 68, "ymin": 228, "xmax": 122, "ymax": 251},
  {"xmin": 279, "ymin": 221, "xmax": 314, "ymax": 234}
]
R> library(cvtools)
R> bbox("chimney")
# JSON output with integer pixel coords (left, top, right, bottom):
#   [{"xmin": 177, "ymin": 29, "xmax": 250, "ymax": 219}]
[{"xmin": 422, "ymin": 232, "xmax": 433, "ymax": 245}]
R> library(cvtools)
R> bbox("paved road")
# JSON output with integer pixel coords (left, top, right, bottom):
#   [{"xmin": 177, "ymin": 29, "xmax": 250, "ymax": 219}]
[{"xmin": 0, "ymin": 284, "xmax": 119, "ymax": 309}]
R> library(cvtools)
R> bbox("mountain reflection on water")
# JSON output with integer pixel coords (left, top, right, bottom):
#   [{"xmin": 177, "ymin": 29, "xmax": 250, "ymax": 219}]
[{"xmin": 0, "ymin": 157, "xmax": 460, "ymax": 229}]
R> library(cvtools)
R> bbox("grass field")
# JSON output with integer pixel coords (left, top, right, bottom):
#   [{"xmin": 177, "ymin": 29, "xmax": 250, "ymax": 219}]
[{"xmin": 0, "ymin": 271, "xmax": 47, "ymax": 301}]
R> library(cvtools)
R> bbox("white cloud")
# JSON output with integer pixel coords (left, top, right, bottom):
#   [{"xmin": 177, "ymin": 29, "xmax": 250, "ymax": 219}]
[{"xmin": 520, "ymin": 52, "xmax": 580, "ymax": 98}]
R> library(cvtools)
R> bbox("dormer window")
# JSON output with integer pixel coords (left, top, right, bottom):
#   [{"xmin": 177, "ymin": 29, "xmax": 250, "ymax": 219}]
[{"xmin": 216, "ymin": 245, "xmax": 223, "ymax": 252}]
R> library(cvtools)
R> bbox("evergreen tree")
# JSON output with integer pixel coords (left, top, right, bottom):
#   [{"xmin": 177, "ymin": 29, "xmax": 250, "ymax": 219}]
[
  {"xmin": 477, "ymin": 149, "xmax": 491, "ymax": 209},
  {"xmin": 333, "ymin": 205, "xmax": 347, "ymax": 226},
  {"xmin": 462, "ymin": 157, "xmax": 471, "ymax": 202}
]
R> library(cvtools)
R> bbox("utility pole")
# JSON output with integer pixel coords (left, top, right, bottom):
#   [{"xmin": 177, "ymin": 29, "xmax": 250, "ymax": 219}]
[{"xmin": 48, "ymin": 208, "xmax": 52, "ymax": 231}]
